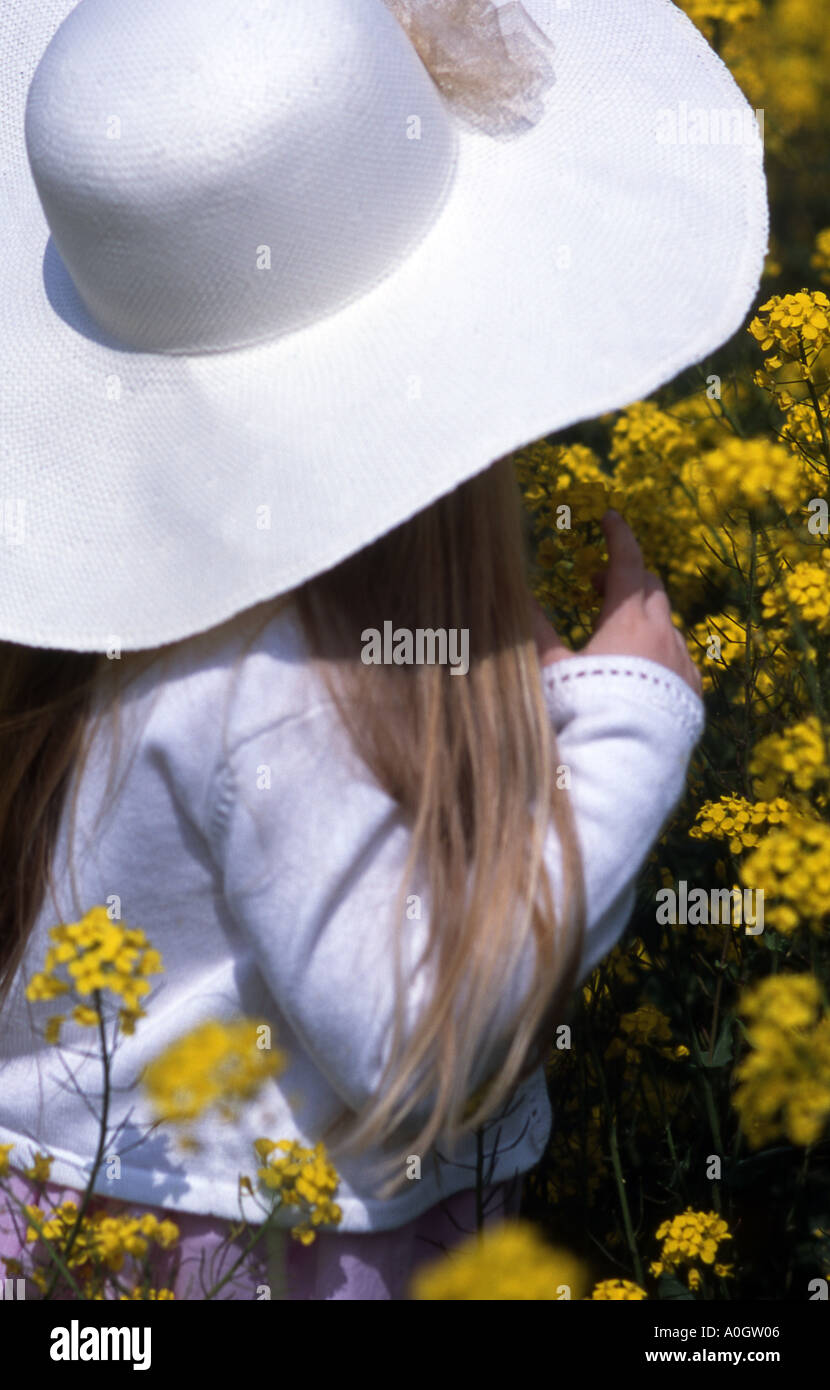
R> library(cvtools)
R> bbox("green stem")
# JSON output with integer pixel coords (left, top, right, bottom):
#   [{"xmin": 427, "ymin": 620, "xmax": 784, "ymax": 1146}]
[
  {"xmin": 804, "ymin": 371, "xmax": 830, "ymax": 476},
  {"xmin": 43, "ymin": 992, "xmax": 111, "ymax": 1299},
  {"xmin": 585, "ymin": 1026, "xmax": 644, "ymax": 1286},
  {"xmin": 0, "ymin": 1184, "xmax": 86, "ymax": 1298},
  {"xmin": 707, "ymin": 923, "xmax": 733, "ymax": 1064},
  {"xmin": 200, "ymin": 1202, "xmax": 284, "ymax": 1300},
  {"xmin": 742, "ymin": 523, "xmax": 758, "ymax": 799}
]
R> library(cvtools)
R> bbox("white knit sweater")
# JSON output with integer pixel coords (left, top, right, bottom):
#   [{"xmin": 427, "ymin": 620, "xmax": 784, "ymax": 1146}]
[{"xmin": 0, "ymin": 601, "xmax": 705, "ymax": 1231}]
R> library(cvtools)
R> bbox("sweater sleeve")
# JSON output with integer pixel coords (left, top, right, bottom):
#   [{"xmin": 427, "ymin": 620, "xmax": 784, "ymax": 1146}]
[
  {"xmin": 538, "ymin": 652, "xmax": 705, "ymax": 982},
  {"xmin": 207, "ymin": 652, "xmax": 704, "ymax": 1115}
]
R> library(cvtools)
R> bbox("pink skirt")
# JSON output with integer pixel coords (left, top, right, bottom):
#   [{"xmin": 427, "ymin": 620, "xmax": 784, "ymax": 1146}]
[{"xmin": 0, "ymin": 1166, "xmax": 522, "ymax": 1300}]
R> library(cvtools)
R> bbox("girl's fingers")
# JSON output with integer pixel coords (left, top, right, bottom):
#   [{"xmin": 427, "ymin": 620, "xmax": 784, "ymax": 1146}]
[
  {"xmin": 642, "ymin": 569, "xmax": 672, "ymax": 615},
  {"xmin": 597, "ymin": 510, "xmax": 646, "ymax": 617}
]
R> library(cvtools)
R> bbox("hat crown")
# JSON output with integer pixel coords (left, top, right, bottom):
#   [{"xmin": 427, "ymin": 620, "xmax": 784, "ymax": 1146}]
[{"xmin": 24, "ymin": 0, "xmax": 457, "ymax": 354}]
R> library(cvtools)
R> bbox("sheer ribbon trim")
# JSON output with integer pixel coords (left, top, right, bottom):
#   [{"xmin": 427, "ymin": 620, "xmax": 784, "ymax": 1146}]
[{"xmin": 383, "ymin": 0, "xmax": 556, "ymax": 138}]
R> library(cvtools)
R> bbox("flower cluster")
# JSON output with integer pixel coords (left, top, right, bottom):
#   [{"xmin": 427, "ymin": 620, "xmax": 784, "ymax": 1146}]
[
  {"xmin": 253, "ymin": 1138, "xmax": 342, "ymax": 1245},
  {"xmin": 608, "ymin": 401, "xmax": 697, "ymax": 485},
  {"xmin": 410, "ymin": 1220, "xmax": 588, "ymax": 1300},
  {"xmin": 589, "ymin": 1278, "xmax": 648, "ymax": 1300},
  {"xmin": 650, "ymin": 1209, "xmax": 734, "ymax": 1290},
  {"xmin": 690, "ymin": 794, "xmax": 794, "ymax": 854},
  {"xmin": 762, "ymin": 560, "xmax": 830, "ymax": 635},
  {"xmin": 141, "ymin": 1019, "xmax": 286, "ymax": 1130},
  {"xmin": 23, "ymin": 1200, "xmax": 179, "ymax": 1296},
  {"xmin": 749, "ymin": 290, "xmax": 830, "ymax": 384},
  {"xmin": 733, "ymin": 974, "xmax": 830, "ymax": 1147},
  {"xmin": 25, "ymin": 906, "xmax": 163, "ymax": 1038},
  {"xmin": 749, "ymin": 717, "xmax": 829, "ymax": 804},
  {"xmin": 605, "ymin": 1005, "xmax": 689, "ymax": 1083},
  {"xmin": 118, "ymin": 1287, "xmax": 175, "ymax": 1300},
  {"xmin": 678, "ymin": 0, "xmax": 760, "ymax": 43},
  {"xmin": 739, "ymin": 816, "xmax": 830, "ymax": 934},
  {"xmin": 686, "ymin": 436, "xmax": 809, "ymax": 523}
]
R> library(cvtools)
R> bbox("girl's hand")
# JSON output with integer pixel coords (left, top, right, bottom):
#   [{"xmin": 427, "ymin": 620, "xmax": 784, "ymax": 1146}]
[{"xmin": 531, "ymin": 509, "xmax": 703, "ymax": 698}]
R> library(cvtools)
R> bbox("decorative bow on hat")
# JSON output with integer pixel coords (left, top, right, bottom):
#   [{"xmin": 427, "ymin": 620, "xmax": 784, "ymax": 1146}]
[{"xmin": 382, "ymin": 0, "xmax": 556, "ymax": 137}]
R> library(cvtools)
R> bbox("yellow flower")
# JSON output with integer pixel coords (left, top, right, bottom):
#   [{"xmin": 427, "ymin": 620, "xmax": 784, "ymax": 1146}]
[
  {"xmin": 686, "ymin": 436, "xmax": 810, "ymax": 524},
  {"xmin": 256, "ymin": 1137, "xmax": 343, "ymax": 1244},
  {"xmin": 25, "ymin": 972, "xmax": 70, "ymax": 1002},
  {"xmin": 142, "ymin": 1019, "xmax": 286, "ymax": 1127},
  {"xmin": 119, "ymin": 1287, "xmax": 175, "ymax": 1300},
  {"xmin": 732, "ymin": 975, "xmax": 830, "ymax": 1147},
  {"xmin": 678, "ymin": 0, "xmax": 761, "ymax": 44},
  {"xmin": 750, "ymin": 290, "xmax": 830, "ymax": 368},
  {"xmin": 24, "ymin": 1152, "xmax": 54, "ymax": 1183},
  {"xmin": 0, "ymin": 1143, "xmax": 15, "ymax": 1178},
  {"xmin": 25, "ymin": 1202, "xmax": 181, "ymax": 1280},
  {"xmin": 589, "ymin": 1279, "xmax": 648, "ymax": 1300},
  {"xmin": 749, "ymin": 718, "xmax": 829, "ymax": 802},
  {"xmin": 652, "ymin": 1209, "xmax": 732, "ymax": 1289},
  {"xmin": 740, "ymin": 816, "xmax": 830, "ymax": 935},
  {"xmin": 24, "ymin": 907, "xmax": 164, "ymax": 1036},
  {"xmin": 411, "ymin": 1220, "xmax": 588, "ymax": 1300},
  {"xmin": 763, "ymin": 563, "xmax": 830, "ymax": 635},
  {"xmin": 690, "ymin": 794, "xmax": 794, "ymax": 855},
  {"xmin": 44, "ymin": 1015, "xmax": 66, "ymax": 1045},
  {"xmin": 72, "ymin": 1004, "xmax": 100, "ymax": 1028}
]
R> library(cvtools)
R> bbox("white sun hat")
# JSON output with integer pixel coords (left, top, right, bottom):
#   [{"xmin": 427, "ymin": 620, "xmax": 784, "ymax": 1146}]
[{"xmin": 0, "ymin": 0, "xmax": 767, "ymax": 653}]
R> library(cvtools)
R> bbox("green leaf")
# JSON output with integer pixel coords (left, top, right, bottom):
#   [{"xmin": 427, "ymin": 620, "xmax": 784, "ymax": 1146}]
[
  {"xmin": 699, "ymin": 1017, "xmax": 733, "ymax": 1068},
  {"xmin": 658, "ymin": 1274, "xmax": 696, "ymax": 1301}
]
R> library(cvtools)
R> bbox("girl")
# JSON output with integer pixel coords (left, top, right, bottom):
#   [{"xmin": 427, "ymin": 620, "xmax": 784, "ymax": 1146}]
[
  {"xmin": 0, "ymin": 0, "xmax": 766, "ymax": 1300},
  {"xmin": 0, "ymin": 478, "xmax": 703, "ymax": 1301}
]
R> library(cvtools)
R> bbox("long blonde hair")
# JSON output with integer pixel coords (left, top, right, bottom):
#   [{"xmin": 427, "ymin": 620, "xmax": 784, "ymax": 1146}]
[{"xmin": 0, "ymin": 455, "xmax": 585, "ymax": 1199}]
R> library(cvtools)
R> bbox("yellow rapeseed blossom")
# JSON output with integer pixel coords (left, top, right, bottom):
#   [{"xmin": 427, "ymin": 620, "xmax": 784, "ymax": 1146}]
[
  {"xmin": 740, "ymin": 816, "xmax": 830, "ymax": 934},
  {"xmin": 142, "ymin": 1018, "xmax": 286, "ymax": 1128},
  {"xmin": 589, "ymin": 1278, "xmax": 648, "ymax": 1300},
  {"xmin": 690, "ymin": 794, "xmax": 794, "ymax": 854},
  {"xmin": 605, "ymin": 1005, "xmax": 689, "ymax": 1082},
  {"xmin": 650, "ymin": 1209, "xmax": 733, "ymax": 1290},
  {"xmin": 254, "ymin": 1137, "xmax": 342, "ymax": 1244},
  {"xmin": 678, "ymin": 0, "xmax": 761, "ymax": 43},
  {"xmin": 686, "ymin": 436, "xmax": 810, "ymax": 523},
  {"xmin": 733, "ymin": 974, "xmax": 830, "ymax": 1147},
  {"xmin": 750, "ymin": 290, "xmax": 830, "ymax": 369},
  {"xmin": 608, "ymin": 401, "xmax": 697, "ymax": 485},
  {"xmin": 750, "ymin": 292, "xmax": 830, "ymax": 420},
  {"xmin": 24, "ymin": 1200, "xmax": 180, "ymax": 1280},
  {"xmin": 779, "ymin": 396, "xmax": 830, "ymax": 459},
  {"xmin": 0, "ymin": 1143, "xmax": 14, "ymax": 1178},
  {"xmin": 583, "ymin": 937, "xmax": 653, "ymax": 1003},
  {"xmin": 119, "ymin": 1287, "xmax": 175, "ymax": 1300},
  {"xmin": 512, "ymin": 440, "xmax": 614, "ymax": 524},
  {"xmin": 23, "ymin": 1152, "xmax": 54, "ymax": 1183},
  {"xmin": 25, "ymin": 905, "xmax": 164, "ymax": 1037},
  {"xmin": 410, "ymin": 1219, "xmax": 588, "ymax": 1300},
  {"xmin": 762, "ymin": 561, "xmax": 830, "ymax": 634},
  {"xmin": 749, "ymin": 717, "xmax": 829, "ymax": 803}
]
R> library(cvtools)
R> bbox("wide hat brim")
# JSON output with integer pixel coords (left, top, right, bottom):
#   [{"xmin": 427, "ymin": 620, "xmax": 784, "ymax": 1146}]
[{"xmin": 1, "ymin": 0, "xmax": 768, "ymax": 653}]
